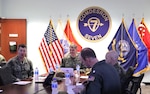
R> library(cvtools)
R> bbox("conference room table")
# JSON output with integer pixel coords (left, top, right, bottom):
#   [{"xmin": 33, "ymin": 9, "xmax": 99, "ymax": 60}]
[
  {"xmin": 0, "ymin": 73, "xmax": 88, "ymax": 94},
  {"xmin": 0, "ymin": 80, "xmax": 51, "ymax": 94}
]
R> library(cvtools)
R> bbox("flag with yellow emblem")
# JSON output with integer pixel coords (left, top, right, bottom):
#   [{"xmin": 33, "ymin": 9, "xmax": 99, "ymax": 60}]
[{"xmin": 108, "ymin": 18, "xmax": 137, "ymax": 70}]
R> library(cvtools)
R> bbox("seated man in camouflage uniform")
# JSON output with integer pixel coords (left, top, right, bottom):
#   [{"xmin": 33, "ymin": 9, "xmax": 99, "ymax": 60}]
[
  {"xmin": 0, "ymin": 54, "xmax": 6, "ymax": 67},
  {"xmin": 7, "ymin": 44, "xmax": 33, "ymax": 81},
  {"xmin": 0, "ymin": 54, "xmax": 6, "ymax": 62},
  {"xmin": 61, "ymin": 43, "xmax": 85, "ymax": 70}
]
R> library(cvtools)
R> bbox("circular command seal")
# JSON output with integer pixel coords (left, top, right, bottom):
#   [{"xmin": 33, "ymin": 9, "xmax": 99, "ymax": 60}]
[{"xmin": 77, "ymin": 6, "xmax": 111, "ymax": 42}]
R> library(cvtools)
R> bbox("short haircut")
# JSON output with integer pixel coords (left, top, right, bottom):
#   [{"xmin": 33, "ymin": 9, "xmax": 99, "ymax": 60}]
[
  {"xmin": 80, "ymin": 48, "xmax": 96, "ymax": 60},
  {"xmin": 70, "ymin": 43, "xmax": 77, "ymax": 49},
  {"xmin": 106, "ymin": 50, "xmax": 119, "ymax": 61},
  {"xmin": 18, "ymin": 44, "xmax": 26, "ymax": 49}
]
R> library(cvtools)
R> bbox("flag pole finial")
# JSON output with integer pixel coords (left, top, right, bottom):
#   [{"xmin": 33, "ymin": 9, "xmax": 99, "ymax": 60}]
[
  {"xmin": 67, "ymin": 14, "xmax": 69, "ymax": 19},
  {"xmin": 59, "ymin": 15, "xmax": 62, "ymax": 19},
  {"xmin": 49, "ymin": 16, "xmax": 52, "ymax": 21},
  {"xmin": 122, "ymin": 13, "xmax": 124, "ymax": 18},
  {"xmin": 132, "ymin": 13, "xmax": 135, "ymax": 18},
  {"xmin": 142, "ymin": 14, "xmax": 145, "ymax": 20},
  {"xmin": 122, "ymin": 14, "xmax": 125, "ymax": 22}
]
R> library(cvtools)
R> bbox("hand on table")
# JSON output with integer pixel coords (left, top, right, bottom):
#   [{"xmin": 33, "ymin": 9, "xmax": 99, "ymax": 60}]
[
  {"xmin": 58, "ymin": 79, "xmax": 67, "ymax": 92},
  {"xmin": 21, "ymin": 77, "xmax": 33, "ymax": 81},
  {"xmin": 72, "ymin": 84, "xmax": 85, "ymax": 94}
]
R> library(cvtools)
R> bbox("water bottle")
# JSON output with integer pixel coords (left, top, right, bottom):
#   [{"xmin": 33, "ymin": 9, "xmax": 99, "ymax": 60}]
[
  {"xmin": 76, "ymin": 64, "xmax": 80, "ymax": 83},
  {"xmin": 65, "ymin": 70, "xmax": 71, "ymax": 86},
  {"xmin": 76, "ymin": 64, "xmax": 80, "ymax": 76},
  {"xmin": 55, "ymin": 64, "xmax": 60, "ymax": 72},
  {"xmin": 34, "ymin": 83, "xmax": 39, "ymax": 92},
  {"xmin": 51, "ymin": 78, "xmax": 58, "ymax": 94},
  {"xmin": 49, "ymin": 67, "xmax": 54, "ymax": 74},
  {"xmin": 34, "ymin": 67, "xmax": 39, "ymax": 81}
]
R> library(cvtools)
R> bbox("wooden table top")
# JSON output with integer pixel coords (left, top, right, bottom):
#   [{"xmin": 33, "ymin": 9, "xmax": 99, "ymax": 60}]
[
  {"xmin": 0, "ymin": 72, "xmax": 88, "ymax": 94},
  {"xmin": 0, "ymin": 80, "xmax": 51, "ymax": 94}
]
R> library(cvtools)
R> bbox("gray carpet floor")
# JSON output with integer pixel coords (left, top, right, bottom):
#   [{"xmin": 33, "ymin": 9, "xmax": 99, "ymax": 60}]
[{"xmin": 137, "ymin": 83, "xmax": 150, "ymax": 94}]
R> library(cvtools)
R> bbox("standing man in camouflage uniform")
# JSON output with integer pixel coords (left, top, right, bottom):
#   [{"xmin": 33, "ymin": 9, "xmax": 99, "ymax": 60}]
[
  {"xmin": 61, "ymin": 43, "xmax": 85, "ymax": 70},
  {"xmin": 7, "ymin": 44, "xmax": 33, "ymax": 81}
]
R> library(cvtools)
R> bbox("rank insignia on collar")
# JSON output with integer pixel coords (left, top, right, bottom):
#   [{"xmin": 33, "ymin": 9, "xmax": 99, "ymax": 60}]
[
  {"xmin": 88, "ymin": 76, "xmax": 95, "ymax": 81},
  {"xmin": 93, "ymin": 70, "xmax": 95, "ymax": 73}
]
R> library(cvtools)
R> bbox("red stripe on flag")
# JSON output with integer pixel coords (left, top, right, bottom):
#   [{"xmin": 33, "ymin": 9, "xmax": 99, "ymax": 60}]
[
  {"xmin": 39, "ymin": 20, "xmax": 64, "ymax": 72},
  {"xmin": 39, "ymin": 38, "xmax": 55, "ymax": 71},
  {"xmin": 39, "ymin": 47, "xmax": 48, "ymax": 72},
  {"xmin": 39, "ymin": 39, "xmax": 50, "ymax": 72}
]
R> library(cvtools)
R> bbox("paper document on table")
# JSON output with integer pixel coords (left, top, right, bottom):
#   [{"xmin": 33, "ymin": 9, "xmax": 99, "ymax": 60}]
[
  {"xmin": 13, "ymin": 81, "xmax": 31, "ymax": 85},
  {"xmin": 35, "ymin": 76, "xmax": 46, "ymax": 83},
  {"xmin": 60, "ymin": 68, "xmax": 74, "ymax": 75},
  {"xmin": 80, "ymin": 76, "xmax": 88, "ymax": 79},
  {"xmin": 67, "ymin": 85, "xmax": 75, "ymax": 94},
  {"xmin": 0, "ymin": 90, "xmax": 3, "ymax": 92}
]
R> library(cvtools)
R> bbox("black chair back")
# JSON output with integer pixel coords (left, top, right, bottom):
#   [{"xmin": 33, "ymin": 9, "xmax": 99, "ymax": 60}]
[
  {"xmin": 0, "ymin": 66, "xmax": 15, "ymax": 86},
  {"xmin": 129, "ymin": 74, "xmax": 144, "ymax": 94},
  {"xmin": 0, "ymin": 61, "xmax": 6, "ymax": 68},
  {"xmin": 121, "ymin": 66, "xmax": 135, "ymax": 94},
  {"xmin": 43, "ymin": 72, "xmax": 55, "ymax": 87}
]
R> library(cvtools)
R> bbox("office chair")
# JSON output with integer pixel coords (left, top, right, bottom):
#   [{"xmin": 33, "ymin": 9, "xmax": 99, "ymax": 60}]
[
  {"xmin": 0, "ymin": 61, "xmax": 6, "ymax": 68},
  {"xmin": 127, "ymin": 74, "xmax": 144, "ymax": 94},
  {"xmin": 0, "ymin": 66, "xmax": 16, "ymax": 86},
  {"xmin": 121, "ymin": 66, "xmax": 135, "ymax": 94},
  {"xmin": 43, "ymin": 72, "xmax": 55, "ymax": 87}
]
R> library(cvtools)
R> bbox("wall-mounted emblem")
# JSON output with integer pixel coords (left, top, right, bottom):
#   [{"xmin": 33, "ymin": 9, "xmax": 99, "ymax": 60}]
[{"xmin": 77, "ymin": 6, "xmax": 111, "ymax": 42}]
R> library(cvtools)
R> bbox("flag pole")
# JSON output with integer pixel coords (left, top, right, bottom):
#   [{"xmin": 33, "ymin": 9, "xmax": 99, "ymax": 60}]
[
  {"xmin": 67, "ymin": 14, "xmax": 69, "ymax": 19},
  {"xmin": 142, "ymin": 13, "xmax": 144, "ymax": 19},
  {"xmin": 120, "ymin": 18, "xmax": 124, "ymax": 59},
  {"xmin": 132, "ymin": 13, "xmax": 135, "ymax": 18}
]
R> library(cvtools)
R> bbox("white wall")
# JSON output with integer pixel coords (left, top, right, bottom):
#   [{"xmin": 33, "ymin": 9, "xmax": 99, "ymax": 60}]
[
  {"xmin": 1, "ymin": 0, "xmax": 150, "ymax": 82},
  {"xmin": 0, "ymin": 0, "xmax": 1, "ymax": 16}
]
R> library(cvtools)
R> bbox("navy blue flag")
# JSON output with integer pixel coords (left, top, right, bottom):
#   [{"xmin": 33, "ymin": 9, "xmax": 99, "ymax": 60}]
[
  {"xmin": 128, "ymin": 19, "xmax": 149, "ymax": 75},
  {"xmin": 108, "ymin": 19, "xmax": 137, "ymax": 70}
]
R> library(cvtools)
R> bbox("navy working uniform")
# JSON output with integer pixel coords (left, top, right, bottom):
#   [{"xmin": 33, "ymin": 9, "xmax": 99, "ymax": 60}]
[{"xmin": 83, "ymin": 60, "xmax": 121, "ymax": 94}]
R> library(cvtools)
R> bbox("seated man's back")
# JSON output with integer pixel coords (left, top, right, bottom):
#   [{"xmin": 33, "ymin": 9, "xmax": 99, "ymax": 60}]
[{"xmin": 86, "ymin": 60, "xmax": 121, "ymax": 94}]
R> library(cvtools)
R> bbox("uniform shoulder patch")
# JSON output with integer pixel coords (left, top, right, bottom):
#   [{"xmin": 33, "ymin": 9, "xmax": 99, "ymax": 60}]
[{"xmin": 88, "ymin": 76, "xmax": 95, "ymax": 81}]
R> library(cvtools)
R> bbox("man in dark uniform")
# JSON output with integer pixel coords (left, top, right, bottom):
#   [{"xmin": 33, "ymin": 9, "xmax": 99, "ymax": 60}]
[{"xmin": 73, "ymin": 47, "xmax": 121, "ymax": 94}]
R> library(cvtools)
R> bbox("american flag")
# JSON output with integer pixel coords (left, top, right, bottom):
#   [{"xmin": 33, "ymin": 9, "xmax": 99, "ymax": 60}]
[{"xmin": 39, "ymin": 20, "xmax": 64, "ymax": 72}]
